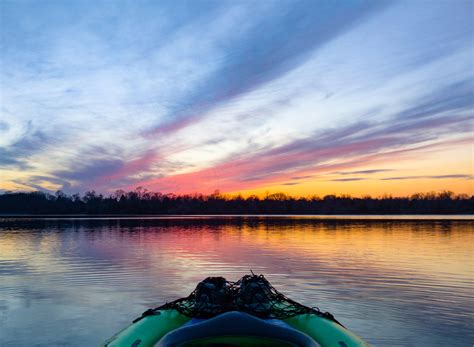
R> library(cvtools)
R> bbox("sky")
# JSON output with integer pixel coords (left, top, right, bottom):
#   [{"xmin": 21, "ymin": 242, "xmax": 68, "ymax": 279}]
[{"xmin": 0, "ymin": 0, "xmax": 473, "ymax": 197}]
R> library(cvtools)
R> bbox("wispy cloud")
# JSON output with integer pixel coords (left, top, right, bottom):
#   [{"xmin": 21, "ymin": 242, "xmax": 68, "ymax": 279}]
[
  {"xmin": 13, "ymin": 175, "xmax": 72, "ymax": 192},
  {"xmin": 330, "ymin": 174, "xmax": 473, "ymax": 183},
  {"xmin": 332, "ymin": 178, "xmax": 369, "ymax": 182},
  {"xmin": 333, "ymin": 169, "xmax": 394, "ymax": 176},
  {"xmin": 291, "ymin": 175, "xmax": 314, "ymax": 180},
  {"xmin": 381, "ymin": 175, "xmax": 473, "ymax": 181},
  {"xmin": 145, "ymin": 1, "xmax": 388, "ymax": 135}
]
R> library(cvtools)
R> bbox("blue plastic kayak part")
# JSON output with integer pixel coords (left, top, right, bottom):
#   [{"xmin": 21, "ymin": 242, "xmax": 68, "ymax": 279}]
[{"xmin": 155, "ymin": 311, "xmax": 320, "ymax": 347}]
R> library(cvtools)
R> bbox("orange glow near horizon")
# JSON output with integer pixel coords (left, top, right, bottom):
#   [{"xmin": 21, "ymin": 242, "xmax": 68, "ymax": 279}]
[
  {"xmin": 1, "ymin": 140, "xmax": 472, "ymax": 197},
  {"xmin": 233, "ymin": 147, "xmax": 473, "ymax": 198},
  {"xmin": 119, "ymin": 140, "xmax": 473, "ymax": 198}
]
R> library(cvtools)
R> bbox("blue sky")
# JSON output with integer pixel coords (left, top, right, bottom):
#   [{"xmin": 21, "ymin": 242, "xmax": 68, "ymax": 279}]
[{"xmin": 0, "ymin": 0, "xmax": 473, "ymax": 196}]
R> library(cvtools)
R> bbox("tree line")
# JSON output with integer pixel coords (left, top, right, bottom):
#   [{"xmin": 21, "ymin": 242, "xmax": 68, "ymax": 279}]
[{"xmin": 0, "ymin": 189, "xmax": 472, "ymax": 215}]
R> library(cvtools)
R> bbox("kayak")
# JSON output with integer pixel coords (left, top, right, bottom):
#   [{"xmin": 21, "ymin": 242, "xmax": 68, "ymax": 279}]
[{"xmin": 103, "ymin": 274, "xmax": 369, "ymax": 347}]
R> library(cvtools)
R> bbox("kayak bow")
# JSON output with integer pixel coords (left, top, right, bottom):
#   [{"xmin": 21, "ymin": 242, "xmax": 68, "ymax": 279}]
[{"xmin": 103, "ymin": 274, "xmax": 369, "ymax": 347}]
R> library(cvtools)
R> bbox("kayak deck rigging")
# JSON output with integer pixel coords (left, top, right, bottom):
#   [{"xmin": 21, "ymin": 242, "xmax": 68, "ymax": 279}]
[
  {"xmin": 138, "ymin": 274, "xmax": 341, "ymax": 324},
  {"xmin": 103, "ymin": 274, "xmax": 369, "ymax": 347}
]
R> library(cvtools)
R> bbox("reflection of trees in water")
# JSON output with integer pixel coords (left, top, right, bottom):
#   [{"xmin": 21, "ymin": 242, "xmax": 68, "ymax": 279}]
[{"xmin": 0, "ymin": 189, "xmax": 472, "ymax": 215}]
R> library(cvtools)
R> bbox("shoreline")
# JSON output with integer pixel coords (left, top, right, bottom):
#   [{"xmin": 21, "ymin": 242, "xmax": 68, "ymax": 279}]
[{"xmin": 1, "ymin": 214, "xmax": 473, "ymax": 220}]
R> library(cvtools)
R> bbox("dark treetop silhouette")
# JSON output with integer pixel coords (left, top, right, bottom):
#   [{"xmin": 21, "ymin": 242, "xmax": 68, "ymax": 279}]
[{"xmin": 0, "ymin": 189, "xmax": 472, "ymax": 215}]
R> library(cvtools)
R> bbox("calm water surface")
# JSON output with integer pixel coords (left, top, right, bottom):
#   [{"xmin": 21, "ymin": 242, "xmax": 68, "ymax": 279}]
[{"xmin": 0, "ymin": 216, "xmax": 473, "ymax": 346}]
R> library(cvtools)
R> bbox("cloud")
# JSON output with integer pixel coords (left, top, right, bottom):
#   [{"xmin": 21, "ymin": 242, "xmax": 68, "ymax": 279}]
[
  {"xmin": 329, "ymin": 174, "xmax": 473, "ymax": 183},
  {"xmin": 333, "ymin": 169, "xmax": 394, "ymax": 176},
  {"xmin": 54, "ymin": 159, "xmax": 124, "ymax": 183},
  {"xmin": 145, "ymin": 0, "xmax": 388, "ymax": 135},
  {"xmin": 50, "ymin": 150, "xmax": 159, "ymax": 191},
  {"xmin": 381, "ymin": 175, "xmax": 473, "ymax": 181},
  {"xmin": 331, "ymin": 178, "xmax": 369, "ymax": 182},
  {"xmin": 12, "ymin": 174, "xmax": 72, "ymax": 192},
  {"xmin": 0, "ymin": 148, "xmax": 32, "ymax": 170},
  {"xmin": 0, "ymin": 121, "xmax": 9, "ymax": 132},
  {"xmin": 291, "ymin": 175, "xmax": 314, "ymax": 180},
  {"xmin": 0, "ymin": 124, "xmax": 53, "ymax": 170},
  {"xmin": 397, "ymin": 79, "xmax": 474, "ymax": 121}
]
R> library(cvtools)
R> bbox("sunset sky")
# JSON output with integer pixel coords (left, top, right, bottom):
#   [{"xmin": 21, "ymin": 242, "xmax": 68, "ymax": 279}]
[{"xmin": 1, "ymin": 0, "xmax": 473, "ymax": 197}]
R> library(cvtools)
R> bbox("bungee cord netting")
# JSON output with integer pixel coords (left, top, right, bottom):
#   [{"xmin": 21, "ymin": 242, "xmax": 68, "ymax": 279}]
[{"xmin": 134, "ymin": 273, "xmax": 342, "ymax": 326}]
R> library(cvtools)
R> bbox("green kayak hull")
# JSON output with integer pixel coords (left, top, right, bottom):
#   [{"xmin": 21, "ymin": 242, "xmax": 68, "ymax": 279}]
[
  {"xmin": 103, "ymin": 309, "xmax": 368, "ymax": 347},
  {"xmin": 104, "ymin": 310, "xmax": 190, "ymax": 347}
]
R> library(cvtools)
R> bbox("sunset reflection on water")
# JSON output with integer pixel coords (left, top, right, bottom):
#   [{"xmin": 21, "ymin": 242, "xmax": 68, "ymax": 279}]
[{"xmin": 0, "ymin": 216, "xmax": 473, "ymax": 346}]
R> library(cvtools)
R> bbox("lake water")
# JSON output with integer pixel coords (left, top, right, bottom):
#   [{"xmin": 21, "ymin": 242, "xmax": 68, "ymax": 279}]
[{"xmin": 0, "ymin": 216, "xmax": 473, "ymax": 346}]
